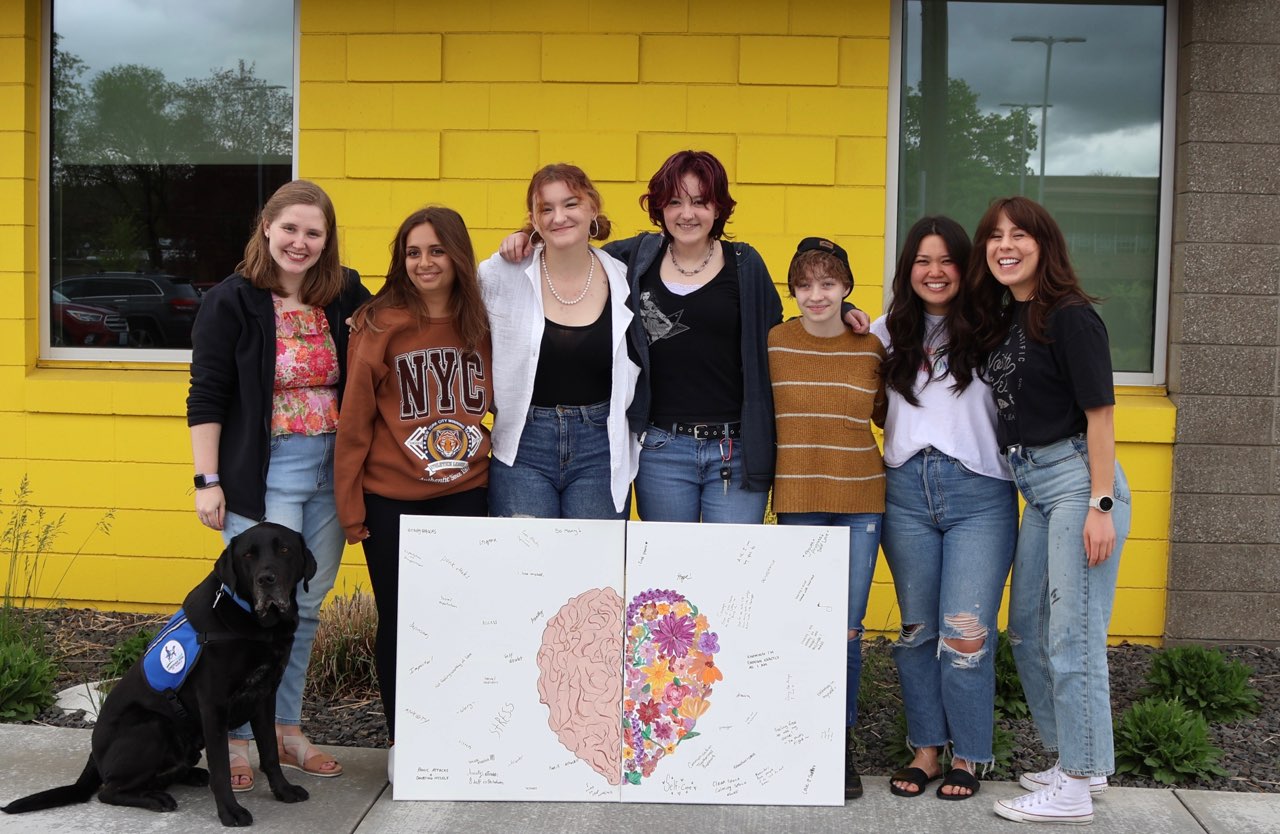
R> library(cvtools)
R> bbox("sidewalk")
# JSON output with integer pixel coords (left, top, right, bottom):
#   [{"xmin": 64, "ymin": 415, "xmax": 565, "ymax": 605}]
[{"xmin": 2, "ymin": 725, "xmax": 1276, "ymax": 834}]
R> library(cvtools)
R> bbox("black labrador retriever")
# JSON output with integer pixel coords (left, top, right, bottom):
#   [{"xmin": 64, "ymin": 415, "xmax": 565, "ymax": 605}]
[{"xmin": 2, "ymin": 521, "xmax": 317, "ymax": 827}]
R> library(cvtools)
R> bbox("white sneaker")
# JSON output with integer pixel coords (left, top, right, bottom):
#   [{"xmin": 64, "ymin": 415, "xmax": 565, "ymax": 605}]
[
  {"xmin": 1020, "ymin": 761, "xmax": 1108, "ymax": 794},
  {"xmin": 995, "ymin": 771, "xmax": 1094, "ymax": 825},
  {"xmin": 387, "ymin": 745, "xmax": 395, "ymax": 785}
]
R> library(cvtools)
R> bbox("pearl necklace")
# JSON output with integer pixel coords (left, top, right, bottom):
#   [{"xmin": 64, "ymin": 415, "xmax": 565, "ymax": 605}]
[
  {"xmin": 669, "ymin": 240, "xmax": 716, "ymax": 277},
  {"xmin": 541, "ymin": 249, "xmax": 594, "ymax": 306}
]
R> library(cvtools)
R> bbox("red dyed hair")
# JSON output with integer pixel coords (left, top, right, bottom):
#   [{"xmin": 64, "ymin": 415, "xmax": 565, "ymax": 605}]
[{"xmin": 640, "ymin": 150, "xmax": 736, "ymax": 239}]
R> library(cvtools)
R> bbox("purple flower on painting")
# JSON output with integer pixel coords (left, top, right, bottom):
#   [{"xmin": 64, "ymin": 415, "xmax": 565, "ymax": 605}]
[
  {"xmin": 651, "ymin": 613, "xmax": 696, "ymax": 657},
  {"xmin": 652, "ymin": 720, "xmax": 674, "ymax": 741},
  {"xmin": 698, "ymin": 631, "xmax": 720, "ymax": 654}
]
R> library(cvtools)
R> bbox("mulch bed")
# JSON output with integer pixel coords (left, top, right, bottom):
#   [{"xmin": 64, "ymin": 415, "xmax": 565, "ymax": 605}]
[{"xmin": 14, "ymin": 608, "xmax": 1280, "ymax": 793}]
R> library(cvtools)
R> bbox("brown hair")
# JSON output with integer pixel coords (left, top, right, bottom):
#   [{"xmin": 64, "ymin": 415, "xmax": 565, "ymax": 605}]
[
  {"xmin": 237, "ymin": 180, "xmax": 346, "ymax": 307},
  {"xmin": 970, "ymin": 196, "xmax": 1097, "ymax": 349},
  {"xmin": 351, "ymin": 206, "xmax": 489, "ymax": 356},
  {"xmin": 640, "ymin": 150, "xmax": 736, "ymax": 240},
  {"xmin": 786, "ymin": 250, "xmax": 852, "ymax": 297},
  {"xmin": 520, "ymin": 163, "xmax": 612, "ymax": 242}
]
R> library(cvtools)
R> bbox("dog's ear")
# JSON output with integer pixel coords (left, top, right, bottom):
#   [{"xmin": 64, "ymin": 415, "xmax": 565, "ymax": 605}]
[
  {"xmin": 214, "ymin": 534, "xmax": 239, "ymax": 589},
  {"xmin": 301, "ymin": 546, "xmax": 318, "ymax": 593}
]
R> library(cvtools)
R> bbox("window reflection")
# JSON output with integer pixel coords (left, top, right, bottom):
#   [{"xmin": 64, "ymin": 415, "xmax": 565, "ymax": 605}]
[
  {"xmin": 898, "ymin": 1, "xmax": 1166, "ymax": 373},
  {"xmin": 49, "ymin": 0, "xmax": 294, "ymax": 351}
]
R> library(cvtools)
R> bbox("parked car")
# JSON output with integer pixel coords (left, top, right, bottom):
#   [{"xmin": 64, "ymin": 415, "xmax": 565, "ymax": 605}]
[
  {"xmin": 50, "ymin": 289, "xmax": 130, "ymax": 347},
  {"xmin": 55, "ymin": 272, "xmax": 202, "ymax": 348}
]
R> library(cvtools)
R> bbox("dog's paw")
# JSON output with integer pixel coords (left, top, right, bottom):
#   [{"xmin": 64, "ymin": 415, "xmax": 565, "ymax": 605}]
[
  {"xmin": 217, "ymin": 803, "xmax": 253, "ymax": 827},
  {"xmin": 273, "ymin": 782, "xmax": 309, "ymax": 804},
  {"xmin": 182, "ymin": 766, "xmax": 210, "ymax": 787},
  {"xmin": 143, "ymin": 790, "xmax": 178, "ymax": 812}
]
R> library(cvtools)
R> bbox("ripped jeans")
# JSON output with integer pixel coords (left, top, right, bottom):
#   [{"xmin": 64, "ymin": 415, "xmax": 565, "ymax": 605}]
[{"xmin": 882, "ymin": 448, "xmax": 1018, "ymax": 763}]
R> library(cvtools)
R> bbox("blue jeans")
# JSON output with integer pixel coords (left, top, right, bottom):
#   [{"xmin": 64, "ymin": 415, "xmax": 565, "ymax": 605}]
[
  {"xmin": 634, "ymin": 425, "xmax": 769, "ymax": 523},
  {"xmin": 777, "ymin": 511, "xmax": 881, "ymax": 728},
  {"xmin": 223, "ymin": 432, "xmax": 344, "ymax": 736},
  {"xmin": 881, "ymin": 448, "xmax": 1018, "ymax": 763},
  {"xmin": 489, "ymin": 400, "xmax": 627, "ymax": 519},
  {"xmin": 1005, "ymin": 435, "xmax": 1131, "ymax": 777}
]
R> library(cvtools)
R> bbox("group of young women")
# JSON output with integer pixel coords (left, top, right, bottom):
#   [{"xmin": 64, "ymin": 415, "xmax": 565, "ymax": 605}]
[{"xmin": 184, "ymin": 149, "xmax": 1128, "ymax": 825}]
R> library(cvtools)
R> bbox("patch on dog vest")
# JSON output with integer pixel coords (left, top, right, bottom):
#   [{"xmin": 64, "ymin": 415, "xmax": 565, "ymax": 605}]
[{"xmin": 142, "ymin": 610, "xmax": 203, "ymax": 693}]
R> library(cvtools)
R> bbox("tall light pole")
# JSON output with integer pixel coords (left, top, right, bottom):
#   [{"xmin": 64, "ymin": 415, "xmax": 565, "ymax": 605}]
[
  {"xmin": 1011, "ymin": 34, "xmax": 1085, "ymax": 202},
  {"xmin": 999, "ymin": 102, "xmax": 1051, "ymax": 196}
]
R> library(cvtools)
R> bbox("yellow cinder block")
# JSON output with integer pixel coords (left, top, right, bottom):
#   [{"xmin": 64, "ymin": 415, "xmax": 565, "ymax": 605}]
[
  {"xmin": 1116, "ymin": 441, "xmax": 1172, "ymax": 492},
  {"xmin": 394, "ymin": 83, "xmax": 490, "ymax": 131},
  {"xmin": 0, "ymin": 226, "xmax": 25, "ymax": 273},
  {"xmin": 784, "ymin": 186, "xmax": 884, "ymax": 236},
  {"xmin": 301, "ymin": 0, "xmax": 394, "ymax": 34},
  {"xmin": 849, "ymin": 283, "xmax": 885, "ymax": 319},
  {"xmin": 0, "ymin": 37, "xmax": 25, "ymax": 82},
  {"xmin": 25, "ymin": 369, "xmax": 189, "ymax": 417},
  {"xmin": 298, "ymin": 131, "xmax": 347, "ymax": 179},
  {"xmin": 441, "ymin": 131, "xmax": 539, "ymax": 180},
  {"xmin": 390, "ymin": 180, "xmax": 490, "ymax": 227},
  {"xmin": 1128, "ymin": 490, "xmax": 1171, "ymax": 542},
  {"xmin": 0, "ymin": 3, "xmax": 36, "ymax": 37},
  {"xmin": 865, "ymin": 581, "xmax": 902, "ymax": 634},
  {"xmin": 839, "ymin": 37, "xmax": 891, "ymax": 88},
  {"xmin": 343, "ymin": 227, "xmax": 394, "ymax": 279},
  {"xmin": 728, "ymin": 184, "xmax": 786, "ymax": 236},
  {"xmin": 738, "ymin": 135, "xmax": 835, "ymax": 185},
  {"xmin": 1117, "ymin": 538, "xmax": 1168, "ymax": 590},
  {"xmin": 740, "ymin": 37, "xmax": 838, "ymax": 87},
  {"xmin": 589, "ymin": 85, "xmax": 687, "ymax": 132},
  {"xmin": 395, "ymin": 0, "xmax": 491, "ymax": 32},
  {"xmin": 484, "ymin": 180, "xmax": 534, "ymax": 231},
  {"xmin": 0, "ymin": 366, "xmax": 24, "ymax": 410},
  {"xmin": 24, "ymin": 374, "xmax": 116, "ymax": 416},
  {"xmin": 311, "ymin": 178, "xmax": 394, "ymax": 229},
  {"xmin": 0, "ymin": 176, "xmax": 35, "ymax": 227},
  {"xmin": 690, "ymin": 0, "xmax": 788, "ymax": 34},
  {"xmin": 537, "ymin": 132, "xmax": 637, "ymax": 181},
  {"xmin": 489, "ymin": 83, "xmax": 590, "ymax": 131},
  {"xmin": 1109, "ymin": 588, "xmax": 1166, "ymax": 640},
  {"xmin": 593, "ymin": 182, "xmax": 649, "ymax": 233},
  {"xmin": 587, "ymin": 0, "xmax": 687, "ymax": 33},
  {"xmin": 300, "ymin": 34, "xmax": 347, "ymax": 83},
  {"xmin": 348, "ymin": 34, "xmax": 442, "ymax": 83},
  {"xmin": 334, "ymin": 563, "xmax": 374, "ymax": 596},
  {"xmin": 25, "ymin": 413, "xmax": 114, "ymax": 462},
  {"xmin": 543, "ymin": 34, "xmax": 639, "ymax": 83},
  {"xmin": 0, "ymin": 130, "xmax": 32, "ymax": 179},
  {"xmin": 0, "ymin": 410, "xmax": 24, "ymax": 453},
  {"xmin": 640, "ymin": 35, "xmax": 737, "ymax": 84},
  {"xmin": 115, "ymin": 416, "xmax": 191, "ymax": 465},
  {"xmin": 637, "ymin": 134, "xmax": 737, "ymax": 181},
  {"xmin": 1115, "ymin": 393, "xmax": 1175, "ymax": 443},
  {"xmin": 106, "ymin": 509, "xmax": 223, "ymax": 559},
  {"xmin": 788, "ymin": 87, "xmax": 887, "ymax": 137},
  {"xmin": 300, "ymin": 82, "xmax": 394, "ymax": 131},
  {"xmin": 792, "ymin": 0, "xmax": 891, "ymax": 38},
  {"xmin": 489, "ymin": 0, "xmax": 590, "ymax": 33},
  {"xmin": 128, "ymin": 558, "xmax": 214, "ymax": 606},
  {"xmin": 443, "ymin": 34, "xmax": 540, "ymax": 82},
  {"xmin": 347, "ymin": 131, "xmax": 441, "ymax": 180},
  {"xmin": 687, "ymin": 86, "xmax": 787, "ymax": 135},
  {"xmin": 836, "ymin": 137, "xmax": 888, "ymax": 186}
]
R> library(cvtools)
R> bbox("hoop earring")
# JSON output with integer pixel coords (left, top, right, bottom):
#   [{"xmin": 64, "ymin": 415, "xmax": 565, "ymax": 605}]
[
  {"xmin": 590, "ymin": 217, "xmax": 600, "ymax": 238},
  {"xmin": 529, "ymin": 229, "xmax": 543, "ymax": 248}
]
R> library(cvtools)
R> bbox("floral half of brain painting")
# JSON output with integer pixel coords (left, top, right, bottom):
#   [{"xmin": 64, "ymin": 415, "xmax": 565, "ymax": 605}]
[
  {"xmin": 535, "ymin": 587, "xmax": 626, "ymax": 785},
  {"xmin": 623, "ymin": 588, "xmax": 721, "ymax": 785}
]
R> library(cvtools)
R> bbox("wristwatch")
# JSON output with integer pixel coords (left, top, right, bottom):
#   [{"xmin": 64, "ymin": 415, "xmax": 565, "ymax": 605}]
[
  {"xmin": 1088, "ymin": 495, "xmax": 1114, "ymax": 513},
  {"xmin": 194, "ymin": 473, "xmax": 221, "ymax": 489}
]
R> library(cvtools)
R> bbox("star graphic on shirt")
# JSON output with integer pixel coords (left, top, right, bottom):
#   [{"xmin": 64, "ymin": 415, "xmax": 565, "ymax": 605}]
[{"xmin": 639, "ymin": 290, "xmax": 689, "ymax": 343}]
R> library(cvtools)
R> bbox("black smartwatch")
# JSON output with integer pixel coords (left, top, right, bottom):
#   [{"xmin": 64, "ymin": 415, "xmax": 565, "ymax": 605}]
[
  {"xmin": 1088, "ymin": 495, "xmax": 1114, "ymax": 513},
  {"xmin": 194, "ymin": 473, "xmax": 221, "ymax": 489}
]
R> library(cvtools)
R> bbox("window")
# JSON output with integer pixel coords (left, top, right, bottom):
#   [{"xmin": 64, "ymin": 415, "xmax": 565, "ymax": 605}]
[
  {"xmin": 44, "ymin": 0, "xmax": 296, "ymax": 359},
  {"xmin": 892, "ymin": 0, "xmax": 1173, "ymax": 379}
]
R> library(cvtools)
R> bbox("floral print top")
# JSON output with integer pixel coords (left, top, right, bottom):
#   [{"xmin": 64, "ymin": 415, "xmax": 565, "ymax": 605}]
[{"xmin": 271, "ymin": 298, "xmax": 339, "ymax": 436}]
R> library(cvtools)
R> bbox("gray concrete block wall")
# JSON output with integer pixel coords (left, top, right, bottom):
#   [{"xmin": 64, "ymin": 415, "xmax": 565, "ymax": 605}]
[{"xmin": 1167, "ymin": 0, "xmax": 1280, "ymax": 644}]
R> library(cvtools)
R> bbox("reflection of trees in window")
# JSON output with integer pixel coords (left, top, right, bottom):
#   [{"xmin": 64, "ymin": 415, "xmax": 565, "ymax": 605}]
[{"xmin": 50, "ymin": 36, "xmax": 291, "ymax": 290}]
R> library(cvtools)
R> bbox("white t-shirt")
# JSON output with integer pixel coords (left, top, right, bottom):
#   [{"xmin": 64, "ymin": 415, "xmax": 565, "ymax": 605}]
[{"xmin": 869, "ymin": 314, "xmax": 1010, "ymax": 480}]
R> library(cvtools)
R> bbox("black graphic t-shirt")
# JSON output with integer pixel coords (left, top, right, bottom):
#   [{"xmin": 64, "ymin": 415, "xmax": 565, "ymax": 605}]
[
  {"xmin": 985, "ymin": 299, "xmax": 1115, "ymax": 450},
  {"xmin": 639, "ymin": 241, "xmax": 742, "ymax": 424}
]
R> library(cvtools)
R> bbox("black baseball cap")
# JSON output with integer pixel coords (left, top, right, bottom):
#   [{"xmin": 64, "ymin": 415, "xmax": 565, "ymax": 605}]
[{"xmin": 791, "ymin": 236, "xmax": 853, "ymax": 286}]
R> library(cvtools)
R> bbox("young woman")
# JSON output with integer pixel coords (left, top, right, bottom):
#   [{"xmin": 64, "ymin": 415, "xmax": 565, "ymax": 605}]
[
  {"xmin": 971, "ymin": 197, "xmax": 1131, "ymax": 826},
  {"xmin": 187, "ymin": 180, "xmax": 370, "ymax": 791},
  {"xmin": 870, "ymin": 217, "xmax": 1018, "ymax": 801},
  {"xmin": 335, "ymin": 206, "xmax": 491, "ymax": 752},
  {"xmin": 479, "ymin": 163, "xmax": 639, "ymax": 519}
]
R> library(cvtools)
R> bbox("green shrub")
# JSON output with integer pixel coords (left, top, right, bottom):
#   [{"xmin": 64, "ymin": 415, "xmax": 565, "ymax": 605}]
[
  {"xmin": 104, "ymin": 629, "xmax": 156, "ymax": 680},
  {"xmin": 1145, "ymin": 645, "xmax": 1260, "ymax": 722},
  {"xmin": 1114, "ymin": 697, "xmax": 1228, "ymax": 785},
  {"xmin": 0, "ymin": 638, "xmax": 57, "ymax": 722},
  {"xmin": 307, "ymin": 588, "xmax": 379, "ymax": 700},
  {"xmin": 994, "ymin": 630, "xmax": 1029, "ymax": 719}
]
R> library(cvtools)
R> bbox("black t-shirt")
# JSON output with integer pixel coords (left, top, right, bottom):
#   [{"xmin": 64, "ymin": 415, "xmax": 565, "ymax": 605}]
[
  {"xmin": 639, "ymin": 240, "xmax": 742, "ymax": 424},
  {"xmin": 985, "ymin": 299, "xmax": 1115, "ymax": 450},
  {"xmin": 530, "ymin": 297, "xmax": 612, "ymax": 407}
]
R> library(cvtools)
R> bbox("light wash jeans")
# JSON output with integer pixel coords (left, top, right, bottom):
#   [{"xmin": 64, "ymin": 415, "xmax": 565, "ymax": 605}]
[
  {"xmin": 1005, "ymin": 435, "xmax": 1131, "ymax": 777},
  {"xmin": 634, "ymin": 425, "xmax": 769, "ymax": 523},
  {"xmin": 223, "ymin": 432, "xmax": 344, "ymax": 737},
  {"xmin": 489, "ymin": 400, "xmax": 627, "ymax": 519},
  {"xmin": 881, "ymin": 448, "xmax": 1018, "ymax": 764},
  {"xmin": 777, "ymin": 512, "xmax": 882, "ymax": 728}
]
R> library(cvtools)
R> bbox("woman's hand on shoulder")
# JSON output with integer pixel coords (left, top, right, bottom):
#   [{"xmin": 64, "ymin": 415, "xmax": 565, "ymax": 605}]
[
  {"xmin": 844, "ymin": 306, "xmax": 871, "ymax": 334},
  {"xmin": 1083, "ymin": 509, "xmax": 1116, "ymax": 567},
  {"xmin": 499, "ymin": 232, "xmax": 533, "ymax": 263}
]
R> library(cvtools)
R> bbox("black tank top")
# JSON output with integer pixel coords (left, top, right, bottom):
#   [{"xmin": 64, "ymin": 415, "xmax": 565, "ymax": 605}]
[{"xmin": 530, "ymin": 296, "xmax": 613, "ymax": 407}]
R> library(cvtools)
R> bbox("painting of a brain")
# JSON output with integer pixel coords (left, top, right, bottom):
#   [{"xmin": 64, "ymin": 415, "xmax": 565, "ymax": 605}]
[
  {"xmin": 535, "ymin": 587, "xmax": 625, "ymax": 785},
  {"xmin": 623, "ymin": 588, "xmax": 722, "ymax": 785}
]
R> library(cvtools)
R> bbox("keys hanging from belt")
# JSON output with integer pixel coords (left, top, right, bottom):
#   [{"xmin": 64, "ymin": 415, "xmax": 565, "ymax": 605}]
[{"xmin": 719, "ymin": 438, "xmax": 733, "ymax": 495}]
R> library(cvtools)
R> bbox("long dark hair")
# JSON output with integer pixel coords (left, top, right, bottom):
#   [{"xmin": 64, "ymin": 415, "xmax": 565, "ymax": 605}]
[
  {"xmin": 882, "ymin": 216, "xmax": 980, "ymax": 406},
  {"xmin": 352, "ymin": 206, "xmax": 489, "ymax": 356},
  {"xmin": 237, "ymin": 180, "xmax": 346, "ymax": 307},
  {"xmin": 970, "ymin": 196, "xmax": 1097, "ymax": 350}
]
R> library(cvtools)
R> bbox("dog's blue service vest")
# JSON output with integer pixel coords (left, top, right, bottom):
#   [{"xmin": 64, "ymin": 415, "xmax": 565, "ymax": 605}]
[{"xmin": 141, "ymin": 584, "xmax": 253, "ymax": 695}]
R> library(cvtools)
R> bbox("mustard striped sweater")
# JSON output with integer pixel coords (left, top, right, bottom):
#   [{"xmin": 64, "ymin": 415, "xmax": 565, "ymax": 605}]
[{"xmin": 767, "ymin": 319, "xmax": 887, "ymax": 514}]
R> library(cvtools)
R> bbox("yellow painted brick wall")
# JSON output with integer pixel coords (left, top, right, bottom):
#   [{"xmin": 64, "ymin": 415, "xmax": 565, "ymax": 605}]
[{"xmin": 3, "ymin": 0, "xmax": 1175, "ymax": 647}]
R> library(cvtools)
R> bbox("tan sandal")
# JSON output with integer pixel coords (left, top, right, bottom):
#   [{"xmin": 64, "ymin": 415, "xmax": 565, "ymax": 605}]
[
  {"xmin": 228, "ymin": 740, "xmax": 254, "ymax": 793},
  {"xmin": 277, "ymin": 733, "xmax": 343, "ymax": 778}
]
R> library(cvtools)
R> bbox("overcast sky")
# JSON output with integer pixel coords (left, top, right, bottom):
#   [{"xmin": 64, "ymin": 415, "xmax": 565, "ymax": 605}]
[
  {"xmin": 55, "ymin": 0, "xmax": 293, "ymax": 88},
  {"xmin": 905, "ymin": 1, "xmax": 1167, "ymax": 176}
]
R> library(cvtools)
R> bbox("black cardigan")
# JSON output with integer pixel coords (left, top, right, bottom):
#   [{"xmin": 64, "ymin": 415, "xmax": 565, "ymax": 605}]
[{"xmin": 186, "ymin": 269, "xmax": 370, "ymax": 521}]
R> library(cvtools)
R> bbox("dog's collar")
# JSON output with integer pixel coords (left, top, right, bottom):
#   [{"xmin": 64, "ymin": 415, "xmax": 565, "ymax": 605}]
[{"xmin": 214, "ymin": 583, "xmax": 254, "ymax": 613}]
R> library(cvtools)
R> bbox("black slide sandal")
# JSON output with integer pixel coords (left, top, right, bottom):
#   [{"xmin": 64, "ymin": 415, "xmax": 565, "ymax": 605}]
[
  {"xmin": 935, "ymin": 766, "xmax": 980, "ymax": 800},
  {"xmin": 889, "ymin": 766, "xmax": 941, "ymax": 797}
]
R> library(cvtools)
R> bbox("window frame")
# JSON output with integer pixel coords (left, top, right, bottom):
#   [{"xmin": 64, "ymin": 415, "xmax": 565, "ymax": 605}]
[
  {"xmin": 884, "ymin": 0, "xmax": 1178, "ymax": 386},
  {"xmin": 38, "ymin": 0, "xmax": 301, "ymax": 365}
]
